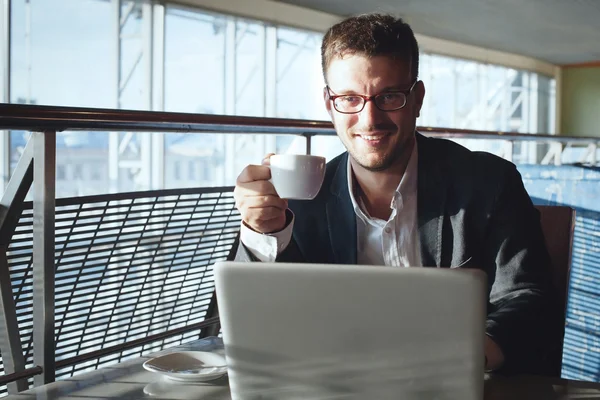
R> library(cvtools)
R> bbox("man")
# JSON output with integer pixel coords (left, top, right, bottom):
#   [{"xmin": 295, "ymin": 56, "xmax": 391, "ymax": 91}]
[{"xmin": 233, "ymin": 14, "xmax": 558, "ymax": 375}]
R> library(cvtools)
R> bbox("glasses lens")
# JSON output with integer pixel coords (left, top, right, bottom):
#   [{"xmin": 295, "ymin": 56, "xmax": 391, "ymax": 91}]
[
  {"xmin": 334, "ymin": 96, "xmax": 364, "ymax": 113},
  {"xmin": 375, "ymin": 93, "xmax": 407, "ymax": 110}
]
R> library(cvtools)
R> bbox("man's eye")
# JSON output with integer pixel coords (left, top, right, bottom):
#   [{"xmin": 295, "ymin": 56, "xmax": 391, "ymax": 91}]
[
  {"xmin": 339, "ymin": 96, "xmax": 362, "ymax": 105},
  {"xmin": 379, "ymin": 93, "xmax": 403, "ymax": 104}
]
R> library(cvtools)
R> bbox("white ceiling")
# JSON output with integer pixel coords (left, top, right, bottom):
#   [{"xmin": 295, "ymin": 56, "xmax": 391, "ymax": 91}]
[{"xmin": 276, "ymin": 0, "xmax": 600, "ymax": 65}]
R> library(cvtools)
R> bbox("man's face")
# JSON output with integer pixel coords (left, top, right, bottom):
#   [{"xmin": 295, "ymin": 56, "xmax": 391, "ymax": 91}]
[{"xmin": 323, "ymin": 54, "xmax": 424, "ymax": 172}]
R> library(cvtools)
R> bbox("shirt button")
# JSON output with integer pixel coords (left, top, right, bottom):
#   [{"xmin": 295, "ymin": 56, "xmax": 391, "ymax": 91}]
[{"xmin": 384, "ymin": 227, "xmax": 392, "ymax": 234}]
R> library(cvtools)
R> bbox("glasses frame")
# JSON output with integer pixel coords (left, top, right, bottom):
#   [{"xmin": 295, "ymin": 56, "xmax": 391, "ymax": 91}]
[{"xmin": 326, "ymin": 80, "xmax": 419, "ymax": 114}]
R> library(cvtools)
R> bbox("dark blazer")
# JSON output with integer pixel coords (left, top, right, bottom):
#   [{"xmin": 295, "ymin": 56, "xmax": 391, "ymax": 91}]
[{"xmin": 236, "ymin": 133, "xmax": 559, "ymax": 375}]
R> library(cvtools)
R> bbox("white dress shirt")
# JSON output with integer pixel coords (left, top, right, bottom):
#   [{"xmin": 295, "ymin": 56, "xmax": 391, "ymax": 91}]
[{"xmin": 240, "ymin": 143, "xmax": 421, "ymax": 267}]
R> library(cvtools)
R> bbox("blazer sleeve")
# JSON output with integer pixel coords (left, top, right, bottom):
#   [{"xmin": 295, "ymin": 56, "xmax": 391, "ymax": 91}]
[{"xmin": 483, "ymin": 164, "xmax": 560, "ymax": 375}]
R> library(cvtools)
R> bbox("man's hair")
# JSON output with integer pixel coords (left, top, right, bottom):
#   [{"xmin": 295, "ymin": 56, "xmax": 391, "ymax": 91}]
[{"xmin": 321, "ymin": 14, "xmax": 419, "ymax": 83}]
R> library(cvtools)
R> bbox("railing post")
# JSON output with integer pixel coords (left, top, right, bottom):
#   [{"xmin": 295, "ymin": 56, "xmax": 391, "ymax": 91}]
[
  {"xmin": 0, "ymin": 138, "xmax": 34, "ymax": 393},
  {"xmin": 32, "ymin": 130, "xmax": 56, "ymax": 386},
  {"xmin": 304, "ymin": 133, "xmax": 313, "ymax": 155}
]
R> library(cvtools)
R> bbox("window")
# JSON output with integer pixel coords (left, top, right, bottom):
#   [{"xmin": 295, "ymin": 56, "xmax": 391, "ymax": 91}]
[
  {"xmin": 4, "ymin": 0, "xmax": 557, "ymax": 197},
  {"xmin": 276, "ymin": 26, "xmax": 325, "ymax": 120},
  {"xmin": 164, "ymin": 7, "xmax": 225, "ymax": 114},
  {"xmin": 235, "ymin": 19, "xmax": 265, "ymax": 117},
  {"xmin": 11, "ymin": 0, "xmax": 113, "ymax": 108},
  {"xmin": 418, "ymin": 53, "xmax": 555, "ymax": 134},
  {"xmin": 9, "ymin": 0, "xmax": 112, "ymax": 197}
]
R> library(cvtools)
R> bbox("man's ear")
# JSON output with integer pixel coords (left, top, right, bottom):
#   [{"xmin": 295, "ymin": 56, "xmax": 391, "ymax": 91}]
[
  {"xmin": 323, "ymin": 86, "xmax": 333, "ymax": 120},
  {"xmin": 414, "ymin": 80, "xmax": 425, "ymax": 118}
]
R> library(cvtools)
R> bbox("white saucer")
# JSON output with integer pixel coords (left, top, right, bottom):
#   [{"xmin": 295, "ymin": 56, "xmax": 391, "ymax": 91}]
[{"xmin": 143, "ymin": 351, "xmax": 227, "ymax": 382}]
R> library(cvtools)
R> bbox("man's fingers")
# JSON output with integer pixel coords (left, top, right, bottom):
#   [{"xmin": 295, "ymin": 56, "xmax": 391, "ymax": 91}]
[
  {"xmin": 236, "ymin": 164, "xmax": 272, "ymax": 184},
  {"xmin": 234, "ymin": 156, "xmax": 288, "ymax": 234},
  {"xmin": 262, "ymin": 153, "xmax": 276, "ymax": 166},
  {"xmin": 235, "ymin": 180, "xmax": 279, "ymax": 199},
  {"xmin": 242, "ymin": 194, "xmax": 288, "ymax": 211}
]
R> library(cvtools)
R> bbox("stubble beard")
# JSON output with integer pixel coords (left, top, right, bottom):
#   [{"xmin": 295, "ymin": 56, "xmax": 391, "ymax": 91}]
[
  {"xmin": 350, "ymin": 148, "xmax": 399, "ymax": 172},
  {"xmin": 345, "ymin": 133, "xmax": 413, "ymax": 173}
]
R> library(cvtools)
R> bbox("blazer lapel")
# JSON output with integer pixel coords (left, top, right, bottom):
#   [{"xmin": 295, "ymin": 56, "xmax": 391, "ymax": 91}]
[
  {"xmin": 326, "ymin": 153, "xmax": 357, "ymax": 265},
  {"xmin": 416, "ymin": 133, "xmax": 448, "ymax": 267}
]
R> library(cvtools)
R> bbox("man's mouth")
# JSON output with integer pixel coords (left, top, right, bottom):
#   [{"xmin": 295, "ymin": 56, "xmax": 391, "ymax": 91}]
[
  {"xmin": 359, "ymin": 134, "xmax": 387, "ymax": 140},
  {"xmin": 354, "ymin": 132, "xmax": 391, "ymax": 142}
]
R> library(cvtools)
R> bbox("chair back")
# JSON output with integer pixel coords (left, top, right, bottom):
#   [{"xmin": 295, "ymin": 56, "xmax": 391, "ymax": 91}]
[
  {"xmin": 536, "ymin": 205, "xmax": 575, "ymax": 309},
  {"xmin": 535, "ymin": 205, "xmax": 575, "ymax": 376}
]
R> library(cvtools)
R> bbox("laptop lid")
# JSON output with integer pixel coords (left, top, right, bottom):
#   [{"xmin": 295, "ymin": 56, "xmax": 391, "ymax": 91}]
[{"xmin": 214, "ymin": 261, "xmax": 486, "ymax": 400}]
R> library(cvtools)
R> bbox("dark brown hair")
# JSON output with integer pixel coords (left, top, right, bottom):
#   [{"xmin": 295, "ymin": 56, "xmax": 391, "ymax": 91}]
[{"xmin": 321, "ymin": 14, "xmax": 419, "ymax": 83}]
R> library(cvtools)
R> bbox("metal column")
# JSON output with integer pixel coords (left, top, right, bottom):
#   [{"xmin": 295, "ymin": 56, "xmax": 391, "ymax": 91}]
[
  {"xmin": 1, "ymin": 0, "xmax": 11, "ymax": 191},
  {"xmin": 109, "ymin": 0, "xmax": 155, "ymax": 192},
  {"xmin": 223, "ymin": 18, "xmax": 236, "ymax": 184},
  {"xmin": 264, "ymin": 25, "xmax": 278, "ymax": 153},
  {"xmin": 151, "ymin": 2, "xmax": 165, "ymax": 189},
  {"xmin": 32, "ymin": 131, "xmax": 56, "ymax": 386},
  {"xmin": 109, "ymin": 0, "xmax": 121, "ymax": 193}
]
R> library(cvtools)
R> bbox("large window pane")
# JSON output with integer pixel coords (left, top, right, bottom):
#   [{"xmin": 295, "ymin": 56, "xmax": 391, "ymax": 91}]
[
  {"xmin": 10, "ymin": 0, "xmax": 113, "ymax": 198},
  {"xmin": 119, "ymin": 0, "xmax": 148, "ymax": 110},
  {"xmin": 454, "ymin": 59, "xmax": 480, "ymax": 130},
  {"xmin": 5, "ymin": 0, "xmax": 559, "ymax": 198},
  {"xmin": 164, "ymin": 7, "xmax": 225, "ymax": 114},
  {"xmin": 10, "ymin": 0, "xmax": 113, "ymax": 107},
  {"xmin": 235, "ymin": 19, "xmax": 265, "ymax": 117},
  {"xmin": 163, "ymin": 6, "xmax": 228, "ymax": 189},
  {"xmin": 276, "ymin": 26, "xmax": 324, "ymax": 120},
  {"xmin": 275, "ymin": 26, "xmax": 326, "ymax": 157},
  {"xmin": 419, "ymin": 54, "xmax": 455, "ymax": 128}
]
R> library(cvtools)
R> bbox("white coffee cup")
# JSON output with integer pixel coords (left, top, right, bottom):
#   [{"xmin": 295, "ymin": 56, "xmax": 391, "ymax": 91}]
[{"xmin": 269, "ymin": 155, "xmax": 326, "ymax": 200}]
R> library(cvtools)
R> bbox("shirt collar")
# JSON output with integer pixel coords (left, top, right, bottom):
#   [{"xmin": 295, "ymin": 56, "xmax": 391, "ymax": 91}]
[{"xmin": 347, "ymin": 139, "xmax": 419, "ymax": 222}]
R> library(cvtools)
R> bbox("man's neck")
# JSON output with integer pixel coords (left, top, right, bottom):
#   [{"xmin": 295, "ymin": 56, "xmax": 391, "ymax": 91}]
[{"xmin": 351, "ymin": 143, "xmax": 414, "ymax": 220}]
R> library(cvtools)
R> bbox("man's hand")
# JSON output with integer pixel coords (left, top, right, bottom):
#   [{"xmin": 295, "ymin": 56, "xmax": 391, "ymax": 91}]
[
  {"xmin": 234, "ymin": 154, "xmax": 288, "ymax": 234},
  {"xmin": 484, "ymin": 335, "xmax": 505, "ymax": 371}
]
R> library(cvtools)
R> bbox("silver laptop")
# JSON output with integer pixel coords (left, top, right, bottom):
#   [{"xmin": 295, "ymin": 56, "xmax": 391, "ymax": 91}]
[{"xmin": 214, "ymin": 261, "xmax": 486, "ymax": 400}]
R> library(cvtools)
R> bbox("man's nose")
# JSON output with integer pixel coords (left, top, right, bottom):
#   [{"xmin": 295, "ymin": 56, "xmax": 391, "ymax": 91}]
[{"xmin": 358, "ymin": 99, "xmax": 386, "ymax": 125}]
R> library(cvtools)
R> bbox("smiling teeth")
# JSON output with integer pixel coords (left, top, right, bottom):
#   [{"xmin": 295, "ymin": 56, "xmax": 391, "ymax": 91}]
[{"xmin": 362, "ymin": 136, "xmax": 382, "ymax": 140}]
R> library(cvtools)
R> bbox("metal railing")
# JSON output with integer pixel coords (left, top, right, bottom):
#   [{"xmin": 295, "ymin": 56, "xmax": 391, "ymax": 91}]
[
  {"xmin": 0, "ymin": 178, "xmax": 239, "ymax": 395},
  {"xmin": 2, "ymin": 104, "xmax": 599, "ymax": 165},
  {"xmin": 0, "ymin": 103, "xmax": 599, "ymax": 394}
]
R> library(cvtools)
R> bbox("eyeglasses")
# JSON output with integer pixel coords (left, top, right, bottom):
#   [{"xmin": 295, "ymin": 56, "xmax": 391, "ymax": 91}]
[{"xmin": 326, "ymin": 80, "xmax": 418, "ymax": 114}]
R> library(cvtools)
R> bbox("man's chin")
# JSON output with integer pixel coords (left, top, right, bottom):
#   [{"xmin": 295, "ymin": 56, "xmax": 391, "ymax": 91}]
[{"xmin": 352, "ymin": 155, "xmax": 394, "ymax": 172}]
